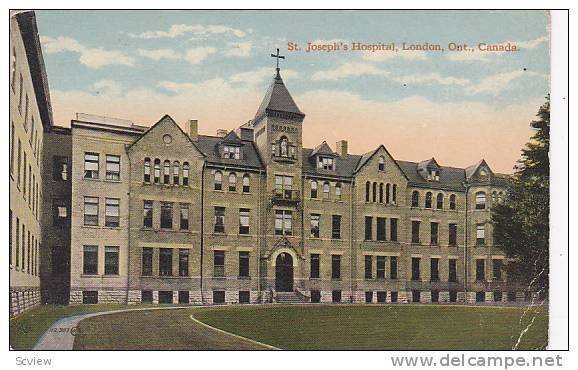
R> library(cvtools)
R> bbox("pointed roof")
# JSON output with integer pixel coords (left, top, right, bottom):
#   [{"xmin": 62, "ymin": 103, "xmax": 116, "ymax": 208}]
[
  {"xmin": 254, "ymin": 70, "xmax": 304, "ymax": 121},
  {"xmin": 221, "ymin": 130, "xmax": 242, "ymax": 145},
  {"xmin": 310, "ymin": 141, "xmax": 335, "ymax": 157},
  {"xmin": 465, "ymin": 159, "xmax": 491, "ymax": 180},
  {"xmin": 417, "ymin": 157, "xmax": 440, "ymax": 171}
]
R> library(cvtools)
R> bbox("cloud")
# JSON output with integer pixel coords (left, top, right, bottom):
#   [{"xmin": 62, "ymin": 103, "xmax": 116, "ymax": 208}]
[
  {"xmin": 128, "ymin": 24, "xmax": 246, "ymax": 39},
  {"xmin": 223, "ymin": 41, "xmax": 253, "ymax": 57},
  {"xmin": 157, "ymin": 81, "xmax": 195, "ymax": 93},
  {"xmin": 392, "ymin": 73, "xmax": 470, "ymax": 86},
  {"xmin": 90, "ymin": 80, "xmax": 124, "ymax": 96},
  {"xmin": 184, "ymin": 47, "xmax": 218, "ymax": 64},
  {"xmin": 510, "ymin": 36, "xmax": 548, "ymax": 49},
  {"xmin": 465, "ymin": 70, "xmax": 543, "ymax": 95},
  {"xmin": 229, "ymin": 67, "xmax": 300, "ymax": 86},
  {"xmin": 40, "ymin": 36, "xmax": 134, "ymax": 68},
  {"xmin": 138, "ymin": 48, "xmax": 181, "ymax": 60},
  {"xmin": 312, "ymin": 62, "xmax": 390, "ymax": 81},
  {"xmin": 362, "ymin": 49, "xmax": 427, "ymax": 62}
]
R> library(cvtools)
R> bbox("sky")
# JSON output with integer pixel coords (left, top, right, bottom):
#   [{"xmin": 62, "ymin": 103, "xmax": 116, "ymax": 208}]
[{"xmin": 34, "ymin": 10, "xmax": 550, "ymax": 173}]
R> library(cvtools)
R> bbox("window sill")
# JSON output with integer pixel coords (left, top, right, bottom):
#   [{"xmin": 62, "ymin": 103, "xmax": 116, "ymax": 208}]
[
  {"xmin": 103, "ymin": 179, "xmax": 122, "ymax": 183},
  {"xmin": 82, "ymin": 225, "xmax": 120, "ymax": 230},
  {"xmin": 237, "ymin": 276, "xmax": 251, "ymax": 280},
  {"xmin": 83, "ymin": 177, "xmax": 101, "ymax": 182}
]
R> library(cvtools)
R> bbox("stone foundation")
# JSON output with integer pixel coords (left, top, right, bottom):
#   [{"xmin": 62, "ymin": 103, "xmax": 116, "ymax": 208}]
[{"xmin": 10, "ymin": 288, "xmax": 41, "ymax": 317}]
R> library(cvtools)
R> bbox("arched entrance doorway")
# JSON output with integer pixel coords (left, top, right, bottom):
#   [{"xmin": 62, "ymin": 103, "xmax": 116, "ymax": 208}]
[{"xmin": 275, "ymin": 252, "xmax": 294, "ymax": 292}]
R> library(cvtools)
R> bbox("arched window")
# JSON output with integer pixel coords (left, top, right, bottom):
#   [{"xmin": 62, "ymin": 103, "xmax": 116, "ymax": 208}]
[
  {"xmin": 280, "ymin": 137, "xmax": 288, "ymax": 157},
  {"xmin": 365, "ymin": 181, "xmax": 371, "ymax": 202},
  {"xmin": 392, "ymin": 184, "xmax": 397, "ymax": 204},
  {"xmin": 475, "ymin": 191, "xmax": 486, "ymax": 209},
  {"xmin": 449, "ymin": 194, "xmax": 456, "ymax": 210},
  {"xmin": 379, "ymin": 183, "xmax": 384, "ymax": 203},
  {"xmin": 425, "ymin": 192, "xmax": 433, "ymax": 208},
  {"xmin": 182, "ymin": 162, "xmax": 189, "ymax": 186},
  {"xmin": 242, "ymin": 174, "xmax": 250, "ymax": 193},
  {"xmin": 143, "ymin": 158, "xmax": 151, "ymax": 183},
  {"xmin": 411, "ymin": 191, "xmax": 419, "ymax": 207},
  {"xmin": 163, "ymin": 160, "xmax": 171, "ymax": 184},
  {"xmin": 173, "ymin": 161, "xmax": 180, "ymax": 185},
  {"xmin": 311, "ymin": 180, "xmax": 318, "ymax": 199},
  {"xmin": 378, "ymin": 156, "xmax": 385, "ymax": 171},
  {"xmin": 335, "ymin": 183, "xmax": 342, "ymax": 199},
  {"xmin": 214, "ymin": 171, "xmax": 222, "ymax": 190},
  {"xmin": 323, "ymin": 181, "xmax": 330, "ymax": 198},
  {"xmin": 154, "ymin": 159, "xmax": 161, "ymax": 184},
  {"xmin": 372, "ymin": 182, "xmax": 377, "ymax": 202},
  {"xmin": 436, "ymin": 193, "xmax": 443, "ymax": 209},
  {"xmin": 386, "ymin": 183, "xmax": 391, "ymax": 204},
  {"xmin": 229, "ymin": 173, "xmax": 237, "ymax": 192}
]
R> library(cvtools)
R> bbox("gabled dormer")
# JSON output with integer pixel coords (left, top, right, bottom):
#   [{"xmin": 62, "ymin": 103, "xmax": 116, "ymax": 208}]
[
  {"xmin": 417, "ymin": 157, "xmax": 441, "ymax": 181},
  {"xmin": 220, "ymin": 130, "xmax": 243, "ymax": 160},
  {"xmin": 465, "ymin": 159, "xmax": 493, "ymax": 183},
  {"xmin": 310, "ymin": 141, "xmax": 336, "ymax": 171}
]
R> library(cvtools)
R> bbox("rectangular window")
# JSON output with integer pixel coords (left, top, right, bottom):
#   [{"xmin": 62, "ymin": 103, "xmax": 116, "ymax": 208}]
[
  {"xmin": 365, "ymin": 291, "xmax": 373, "ymax": 303},
  {"xmin": 143, "ymin": 200, "xmax": 153, "ymax": 228},
  {"xmin": 449, "ymin": 290, "xmax": 458, "ymax": 302},
  {"xmin": 390, "ymin": 256, "xmax": 398, "ymax": 279},
  {"xmin": 275, "ymin": 210, "xmax": 292, "ymax": 236},
  {"xmin": 274, "ymin": 175, "xmax": 293, "ymax": 199},
  {"xmin": 376, "ymin": 256, "xmax": 386, "ymax": 279},
  {"xmin": 239, "ymin": 251, "xmax": 249, "ymax": 277},
  {"xmin": 332, "ymin": 290, "xmax": 342, "ymax": 303},
  {"xmin": 494, "ymin": 291, "xmax": 503, "ymax": 302},
  {"xmin": 431, "ymin": 290, "xmax": 440, "ymax": 303},
  {"xmin": 449, "ymin": 223, "xmax": 458, "ymax": 246},
  {"xmin": 160, "ymin": 202, "xmax": 173, "ymax": 229},
  {"xmin": 476, "ymin": 224, "xmax": 485, "ymax": 245},
  {"xmin": 430, "ymin": 258, "xmax": 439, "ymax": 281},
  {"xmin": 105, "ymin": 154, "xmax": 121, "ymax": 180},
  {"xmin": 179, "ymin": 249, "xmax": 189, "ymax": 277},
  {"xmin": 84, "ymin": 197, "xmax": 99, "ymax": 226},
  {"xmin": 83, "ymin": 246, "xmax": 98, "ymax": 275},
  {"xmin": 214, "ymin": 251, "xmax": 225, "ymax": 277},
  {"xmin": 142, "ymin": 248, "xmax": 153, "ymax": 276},
  {"xmin": 390, "ymin": 218, "xmax": 398, "ymax": 241},
  {"xmin": 493, "ymin": 259, "xmax": 503, "ymax": 281},
  {"xmin": 331, "ymin": 215, "xmax": 341, "ymax": 239},
  {"xmin": 15, "ymin": 218, "xmax": 20, "ymax": 268},
  {"xmin": 412, "ymin": 290, "xmax": 421, "ymax": 303},
  {"xmin": 310, "ymin": 290, "xmax": 321, "ymax": 303},
  {"xmin": 476, "ymin": 259, "xmax": 485, "ymax": 281},
  {"xmin": 223, "ymin": 145, "xmax": 241, "ymax": 159},
  {"xmin": 318, "ymin": 156, "xmax": 334, "ymax": 170},
  {"xmin": 141, "ymin": 290, "xmax": 153, "ymax": 303},
  {"xmin": 239, "ymin": 208, "xmax": 250, "ymax": 234},
  {"xmin": 310, "ymin": 254, "xmax": 320, "ymax": 278},
  {"xmin": 430, "ymin": 222, "xmax": 439, "ymax": 245},
  {"xmin": 214, "ymin": 207, "xmax": 225, "ymax": 233},
  {"xmin": 376, "ymin": 217, "xmax": 386, "ymax": 241},
  {"xmin": 17, "ymin": 139, "xmax": 22, "ymax": 187},
  {"xmin": 331, "ymin": 254, "xmax": 341, "ymax": 279},
  {"xmin": 449, "ymin": 259, "xmax": 457, "ymax": 282},
  {"xmin": 178, "ymin": 291, "xmax": 189, "ymax": 304},
  {"xmin": 104, "ymin": 246, "xmax": 119, "ymax": 275},
  {"xmin": 105, "ymin": 198, "xmax": 120, "ymax": 227},
  {"xmin": 364, "ymin": 255, "xmax": 373, "ymax": 279},
  {"xmin": 52, "ymin": 198, "xmax": 68, "ymax": 227},
  {"xmin": 159, "ymin": 291, "xmax": 173, "ymax": 304},
  {"xmin": 180, "ymin": 204, "xmax": 189, "ymax": 230},
  {"xmin": 239, "ymin": 291, "xmax": 250, "ymax": 304},
  {"xmin": 84, "ymin": 152, "xmax": 99, "ymax": 179},
  {"xmin": 159, "ymin": 248, "xmax": 173, "ymax": 276},
  {"xmin": 213, "ymin": 290, "xmax": 225, "ymax": 304},
  {"xmin": 364, "ymin": 216, "xmax": 373, "ymax": 240},
  {"xmin": 310, "ymin": 214, "xmax": 320, "ymax": 238},
  {"xmin": 411, "ymin": 257, "xmax": 421, "ymax": 281},
  {"xmin": 411, "ymin": 221, "xmax": 421, "ymax": 244},
  {"xmin": 82, "ymin": 291, "xmax": 98, "ymax": 304},
  {"xmin": 10, "ymin": 123, "xmax": 15, "ymax": 174}
]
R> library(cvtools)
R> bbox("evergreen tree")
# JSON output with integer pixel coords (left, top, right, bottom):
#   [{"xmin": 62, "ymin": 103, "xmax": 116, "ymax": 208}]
[{"xmin": 492, "ymin": 96, "xmax": 550, "ymax": 297}]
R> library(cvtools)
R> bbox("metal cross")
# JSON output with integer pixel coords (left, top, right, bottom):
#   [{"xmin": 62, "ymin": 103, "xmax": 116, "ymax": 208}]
[{"xmin": 271, "ymin": 48, "xmax": 285, "ymax": 70}]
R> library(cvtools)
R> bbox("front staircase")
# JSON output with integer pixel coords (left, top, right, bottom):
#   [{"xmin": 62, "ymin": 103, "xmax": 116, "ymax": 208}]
[{"xmin": 275, "ymin": 291, "xmax": 308, "ymax": 304}]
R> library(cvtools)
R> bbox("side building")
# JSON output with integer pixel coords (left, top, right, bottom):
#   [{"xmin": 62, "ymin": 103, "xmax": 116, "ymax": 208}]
[{"xmin": 49, "ymin": 68, "xmax": 523, "ymax": 306}]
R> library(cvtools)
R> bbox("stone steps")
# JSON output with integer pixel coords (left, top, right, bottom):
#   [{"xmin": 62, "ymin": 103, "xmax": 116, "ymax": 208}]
[{"xmin": 275, "ymin": 292, "xmax": 306, "ymax": 304}]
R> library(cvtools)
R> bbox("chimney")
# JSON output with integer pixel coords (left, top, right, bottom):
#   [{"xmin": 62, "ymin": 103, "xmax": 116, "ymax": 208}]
[
  {"xmin": 238, "ymin": 127, "xmax": 254, "ymax": 141},
  {"xmin": 336, "ymin": 140, "xmax": 348, "ymax": 156},
  {"xmin": 188, "ymin": 119, "xmax": 198, "ymax": 141},
  {"xmin": 216, "ymin": 129, "xmax": 228, "ymax": 138}
]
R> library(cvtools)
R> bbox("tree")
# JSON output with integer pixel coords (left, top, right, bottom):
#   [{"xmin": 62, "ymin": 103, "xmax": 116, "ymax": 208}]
[{"xmin": 492, "ymin": 96, "xmax": 549, "ymax": 298}]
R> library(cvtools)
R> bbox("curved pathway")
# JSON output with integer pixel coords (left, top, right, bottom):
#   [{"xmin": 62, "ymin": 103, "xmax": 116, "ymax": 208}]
[{"xmin": 33, "ymin": 306, "xmax": 275, "ymax": 350}]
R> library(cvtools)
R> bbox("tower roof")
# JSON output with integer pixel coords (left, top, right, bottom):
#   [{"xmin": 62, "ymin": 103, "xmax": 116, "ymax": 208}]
[{"xmin": 254, "ymin": 70, "xmax": 304, "ymax": 122}]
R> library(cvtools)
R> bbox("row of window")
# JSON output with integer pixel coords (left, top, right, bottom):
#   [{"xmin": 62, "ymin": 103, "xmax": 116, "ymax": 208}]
[
  {"xmin": 365, "ymin": 182, "xmax": 398, "ymax": 204},
  {"xmin": 405, "ymin": 257, "xmax": 503, "ymax": 282},
  {"xmin": 411, "ymin": 191, "xmax": 457, "ymax": 210},
  {"xmin": 84, "ymin": 153, "xmax": 122, "ymax": 181},
  {"xmin": 143, "ymin": 158, "xmax": 190, "ymax": 186},
  {"xmin": 143, "ymin": 201, "xmax": 190, "ymax": 231},
  {"xmin": 310, "ymin": 180, "xmax": 342, "ymax": 200},
  {"xmin": 213, "ymin": 207, "xmax": 251, "ymax": 234},
  {"xmin": 83, "ymin": 197, "xmax": 120, "ymax": 227},
  {"xmin": 408, "ymin": 220, "xmax": 487, "ymax": 245},
  {"xmin": 82, "ymin": 245, "xmax": 120, "ymax": 275},
  {"xmin": 11, "ymin": 134, "xmax": 41, "ymax": 219},
  {"xmin": 214, "ymin": 171, "xmax": 251, "ymax": 192},
  {"xmin": 8, "ymin": 209, "xmax": 40, "ymax": 277}
]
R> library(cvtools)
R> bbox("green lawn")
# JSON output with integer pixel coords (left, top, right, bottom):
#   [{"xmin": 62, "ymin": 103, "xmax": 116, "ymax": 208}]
[
  {"xmin": 9, "ymin": 304, "xmax": 158, "ymax": 350},
  {"xmin": 73, "ymin": 304, "xmax": 548, "ymax": 350},
  {"xmin": 193, "ymin": 304, "xmax": 548, "ymax": 350}
]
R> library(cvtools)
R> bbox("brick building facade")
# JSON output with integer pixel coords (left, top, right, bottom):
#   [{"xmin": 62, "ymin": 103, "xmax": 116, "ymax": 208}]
[{"xmin": 40, "ymin": 67, "xmax": 529, "ymax": 306}]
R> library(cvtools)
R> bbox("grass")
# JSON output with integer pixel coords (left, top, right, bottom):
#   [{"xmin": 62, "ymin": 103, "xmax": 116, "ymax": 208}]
[
  {"xmin": 74, "ymin": 304, "xmax": 548, "ymax": 350},
  {"xmin": 9, "ymin": 304, "xmax": 158, "ymax": 350}
]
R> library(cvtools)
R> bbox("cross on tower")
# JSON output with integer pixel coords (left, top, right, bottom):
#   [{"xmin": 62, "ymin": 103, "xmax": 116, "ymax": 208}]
[{"xmin": 271, "ymin": 48, "xmax": 285, "ymax": 71}]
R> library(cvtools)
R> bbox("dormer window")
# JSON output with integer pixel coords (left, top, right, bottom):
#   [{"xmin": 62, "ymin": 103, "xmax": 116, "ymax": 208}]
[
  {"xmin": 223, "ymin": 145, "xmax": 240, "ymax": 159},
  {"xmin": 318, "ymin": 156, "xmax": 334, "ymax": 170},
  {"xmin": 427, "ymin": 169, "xmax": 440, "ymax": 181}
]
